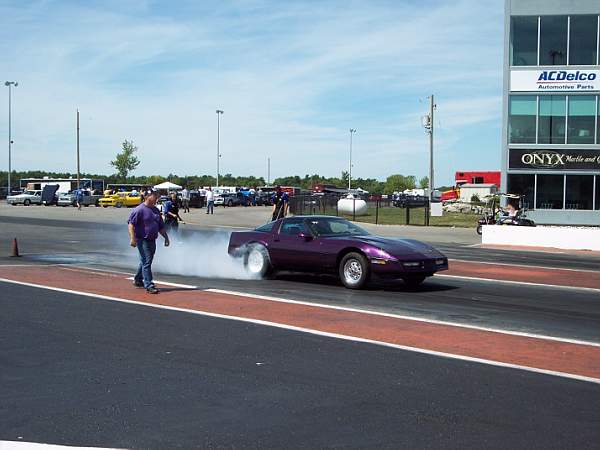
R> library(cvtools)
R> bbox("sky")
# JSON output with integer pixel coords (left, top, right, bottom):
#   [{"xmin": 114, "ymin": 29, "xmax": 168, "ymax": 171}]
[{"xmin": 0, "ymin": 0, "xmax": 505, "ymax": 185}]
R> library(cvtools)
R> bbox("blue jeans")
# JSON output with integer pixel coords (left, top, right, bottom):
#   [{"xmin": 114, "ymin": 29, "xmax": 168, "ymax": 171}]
[
  {"xmin": 207, "ymin": 200, "xmax": 214, "ymax": 214},
  {"xmin": 134, "ymin": 239, "xmax": 157, "ymax": 289}
]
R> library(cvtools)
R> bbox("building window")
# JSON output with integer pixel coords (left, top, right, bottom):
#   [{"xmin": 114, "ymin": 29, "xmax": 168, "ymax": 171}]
[
  {"xmin": 511, "ymin": 16, "xmax": 538, "ymax": 66},
  {"xmin": 569, "ymin": 15, "xmax": 599, "ymax": 65},
  {"xmin": 598, "ymin": 99, "xmax": 600, "ymax": 145},
  {"xmin": 539, "ymin": 16, "xmax": 568, "ymax": 65},
  {"xmin": 538, "ymin": 96, "xmax": 566, "ymax": 144},
  {"xmin": 509, "ymin": 96, "xmax": 537, "ymax": 143},
  {"xmin": 536, "ymin": 175, "xmax": 564, "ymax": 209},
  {"xmin": 567, "ymin": 96, "xmax": 596, "ymax": 144},
  {"xmin": 507, "ymin": 174, "xmax": 534, "ymax": 210},
  {"xmin": 596, "ymin": 177, "xmax": 600, "ymax": 210},
  {"xmin": 565, "ymin": 175, "xmax": 593, "ymax": 210}
]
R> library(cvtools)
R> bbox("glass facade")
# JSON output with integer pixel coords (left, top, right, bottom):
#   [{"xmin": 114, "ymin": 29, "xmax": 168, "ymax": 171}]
[
  {"xmin": 509, "ymin": 96, "xmax": 537, "ymax": 143},
  {"xmin": 507, "ymin": 174, "xmax": 535, "ymax": 209},
  {"xmin": 539, "ymin": 16, "xmax": 568, "ymax": 65},
  {"xmin": 507, "ymin": 11, "xmax": 599, "ymax": 222},
  {"xmin": 565, "ymin": 175, "xmax": 594, "ymax": 209},
  {"xmin": 509, "ymin": 95, "xmax": 600, "ymax": 144},
  {"xmin": 569, "ymin": 15, "xmax": 599, "ymax": 65},
  {"xmin": 538, "ymin": 96, "xmax": 566, "ymax": 144},
  {"xmin": 567, "ymin": 96, "xmax": 596, "ymax": 144},
  {"xmin": 511, "ymin": 16, "xmax": 538, "ymax": 66},
  {"xmin": 510, "ymin": 15, "xmax": 600, "ymax": 67},
  {"xmin": 536, "ymin": 175, "xmax": 564, "ymax": 209}
]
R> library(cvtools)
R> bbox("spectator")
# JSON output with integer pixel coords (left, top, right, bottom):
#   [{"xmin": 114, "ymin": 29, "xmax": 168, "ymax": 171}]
[
  {"xmin": 181, "ymin": 186, "xmax": 190, "ymax": 213},
  {"xmin": 206, "ymin": 187, "xmax": 214, "ymax": 214},
  {"xmin": 75, "ymin": 188, "xmax": 83, "ymax": 211},
  {"xmin": 271, "ymin": 186, "xmax": 289, "ymax": 221},
  {"xmin": 127, "ymin": 190, "xmax": 170, "ymax": 294},
  {"xmin": 163, "ymin": 192, "xmax": 185, "ymax": 232}
]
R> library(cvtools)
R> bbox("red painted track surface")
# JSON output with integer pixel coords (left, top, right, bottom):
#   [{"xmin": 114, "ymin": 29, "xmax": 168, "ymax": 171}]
[
  {"xmin": 446, "ymin": 260, "xmax": 600, "ymax": 289},
  {"xmin": 1, "ymin": 265, "xmax": 600, "ymax": 382}
]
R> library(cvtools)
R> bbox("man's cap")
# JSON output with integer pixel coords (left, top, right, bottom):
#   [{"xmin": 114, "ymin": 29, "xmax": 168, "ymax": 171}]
[{"xmin": 145, "ymin": 189, "xmax": 158, "ymax": 196}]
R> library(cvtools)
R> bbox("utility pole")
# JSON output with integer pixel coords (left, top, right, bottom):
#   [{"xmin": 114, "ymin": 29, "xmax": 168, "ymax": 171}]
[
  {"xmin": 428, "ymin": 95, "xmax": 435, "ymax": 202},
  {"xmin": 349, "ymin": 128, "xmax": 356, "ymax": 190},
  {"xmin": 76, "ymin": 109, "xmax": 80, "ymax": 189},
  {"xmin": 216, "ymin": 109, "xmax": 224, "ymax": 187},
  {"xmin": 267, "ymin": 157, "xmax": 271, "ymax": 185},
  {"xmin": 5, "ymin": 81, "xmax": 18, "ymax": 197},
  {"xmin": 422, "ymin": 95, "xmax": 436, "ymax": 202}
]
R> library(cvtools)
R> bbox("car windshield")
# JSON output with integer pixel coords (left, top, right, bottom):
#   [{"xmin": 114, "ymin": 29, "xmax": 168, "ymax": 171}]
[
  {"xmin": 306, "ymin": 218, "xmax": 370, "ymax": 237},
  {"xmin": 24, "ymin": 190, "xmax": 37, "ymax": 195}
]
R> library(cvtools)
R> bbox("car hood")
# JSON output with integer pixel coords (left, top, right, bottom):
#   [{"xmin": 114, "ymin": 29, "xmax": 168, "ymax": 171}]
[
  {"xmin": 353, "ymin": 235, "xmax": 445, "ymax": 259},
  {"xmin": 8, "ymin": 194, "xmax": 29, "ymax": 199}
]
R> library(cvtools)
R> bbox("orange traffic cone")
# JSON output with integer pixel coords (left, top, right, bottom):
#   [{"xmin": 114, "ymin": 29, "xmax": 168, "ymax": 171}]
[{"xmin": 11, "ymin": 238, "xmax": 20, "ymax": 257}]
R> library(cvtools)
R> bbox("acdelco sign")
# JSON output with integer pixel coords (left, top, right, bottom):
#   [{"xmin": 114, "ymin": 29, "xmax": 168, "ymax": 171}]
[
  {"xmin": 510, "ymin": 69, "xmax": 600, "ymax": 92},
  {"xmin": 538, "ymin": 71, "xmax": 597, "ymax": 82}
]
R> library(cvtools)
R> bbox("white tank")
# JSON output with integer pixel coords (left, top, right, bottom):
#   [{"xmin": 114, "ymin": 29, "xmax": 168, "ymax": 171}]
[{"xmin": 337, "ymin": 195, "xmax": 368, "ymax": 216}]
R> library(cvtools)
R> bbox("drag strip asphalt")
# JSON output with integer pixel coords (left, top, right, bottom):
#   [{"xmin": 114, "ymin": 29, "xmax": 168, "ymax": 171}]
[{"xmin": 2, "ymin": 282, "xmax": 600, "ymax": 449}]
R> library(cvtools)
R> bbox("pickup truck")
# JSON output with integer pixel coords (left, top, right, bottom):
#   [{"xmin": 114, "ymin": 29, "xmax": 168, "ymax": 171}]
[{"xmin": 58, "ymin": 191, "xmax": 103, "ymax": 207}]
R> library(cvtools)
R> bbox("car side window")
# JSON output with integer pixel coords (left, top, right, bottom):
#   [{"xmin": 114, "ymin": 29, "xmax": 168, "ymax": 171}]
[
  {"xmin": 280, "ymin": 219, "xmax": 308, "ymax": 235},
  {"xmin": 329, "ymin": 221, "xmax": 351, "ymax": 233}
]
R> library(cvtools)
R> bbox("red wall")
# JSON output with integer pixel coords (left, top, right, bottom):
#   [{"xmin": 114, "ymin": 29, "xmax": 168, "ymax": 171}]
[{"xmin": 455, "ymin": 171, "xmax": 501, "ymax": 186}]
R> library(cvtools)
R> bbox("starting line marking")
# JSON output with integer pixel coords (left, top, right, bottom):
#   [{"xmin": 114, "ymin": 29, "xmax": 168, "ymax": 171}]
[{"xmin": 1, "ymin": 276, "xmax": 599, "ymax": 385}]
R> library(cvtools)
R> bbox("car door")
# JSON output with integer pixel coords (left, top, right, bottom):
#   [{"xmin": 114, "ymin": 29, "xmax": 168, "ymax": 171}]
[{"xmin": 269, "ymin": 218, "xmax": 325, "ymax": 271}]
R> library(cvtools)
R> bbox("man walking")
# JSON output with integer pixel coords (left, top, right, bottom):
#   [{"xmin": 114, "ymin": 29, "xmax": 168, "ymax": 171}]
[
  {"xmin": 206, "ymin": 187, "xmax": 214, "ymax": 214},
  {"xmin": 181, "ymin": 186, "xmax": 190, "ymax": 213},
  {"xmin": 128, "ymin": 189, "xmax": 170, "ymax": 294}
]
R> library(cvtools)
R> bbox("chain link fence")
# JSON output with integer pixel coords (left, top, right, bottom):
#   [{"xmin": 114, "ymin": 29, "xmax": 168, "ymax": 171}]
[{"xmin": 288, "ymin": 193, "xmax": 433, "ymax": 226}]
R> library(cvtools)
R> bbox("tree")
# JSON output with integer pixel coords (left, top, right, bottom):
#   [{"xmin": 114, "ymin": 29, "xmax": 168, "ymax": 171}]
[
  {"xmin": 418, "ymin": 176, "xmax": 429, "ymax": 189},
  {"xmin": 384, "ymin": 174, "xmax": 417, "ymax": 194},
  {"xmin": 110, "ymin": 140, "xmax": 140, "ymax": 181}
]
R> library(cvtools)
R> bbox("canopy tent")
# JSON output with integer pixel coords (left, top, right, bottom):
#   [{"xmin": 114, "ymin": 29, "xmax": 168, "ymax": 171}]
[{"xmin": 153, "ymin": 181, "xmax": 182, "ymax": 191}]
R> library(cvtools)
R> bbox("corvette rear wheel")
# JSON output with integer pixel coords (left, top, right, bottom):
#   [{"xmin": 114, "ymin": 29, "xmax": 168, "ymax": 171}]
[
  {"xmin": 244, "ymin": 244, "xmax": 272, "ymax": 278},
  {"xmin": 339, "ymin": 252, "xmax": 370, "ymax": 289}
]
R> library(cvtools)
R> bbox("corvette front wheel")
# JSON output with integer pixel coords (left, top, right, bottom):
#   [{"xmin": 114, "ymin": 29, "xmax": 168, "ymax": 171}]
[
  {"xmin": 339, "ymin": 252, "xmax": 370, "ymax": 289},
  {"xmin": 244, "ymin": 244, "xmax": 272, "ymax": 278}
]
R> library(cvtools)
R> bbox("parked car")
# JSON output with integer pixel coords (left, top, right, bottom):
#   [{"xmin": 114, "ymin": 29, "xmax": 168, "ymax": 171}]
[
  {"xmin": 58, "ymin": 190, "xmax": 103, "ymax": 207},
  {"xmin": 98, "ymin": 191, "xmax": 142, "ymax": 208},
  {"xmin": 216, "ymin": 192, "xmax": 245, "ymax": 207},
  {"xmin": 228, "ymin": 216, "xmax": 448, "ymax": 289},
  {"xmin": 7, "ymin": 190, "xmax": 43, "ymax": 206},
  {"xmin": 392, "ymin": 193, "xmax": 429, "ymax": 208}
]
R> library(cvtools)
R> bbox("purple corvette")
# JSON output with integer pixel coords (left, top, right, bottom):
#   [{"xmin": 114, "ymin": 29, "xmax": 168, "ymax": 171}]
[{"xmin": 228, "ymin": 216, "xmax": 448, "ymax": 289}]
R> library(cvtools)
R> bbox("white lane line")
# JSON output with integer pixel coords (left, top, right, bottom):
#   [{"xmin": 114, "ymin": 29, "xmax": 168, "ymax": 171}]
[
  {"xmin": 449, "ymin": 259, "xmax": 600, "ymax": 274},
  {"xmin": 1, "ymin": 277, "xmax": 599, "ymax": 385},
  {"xmin": 437, "ymin": 273, "xmax": 600, "ymax": 294},
  {"xmin": 125, "ymin": 276, "xmax": 197, "ymax": 289},
  {"xmin": 205, "ymin": 288, "xmax": 600, "ymax": 348},
  {"xmin": 0, "ymin": 440, "xmax": 125, "ymax": 449}
]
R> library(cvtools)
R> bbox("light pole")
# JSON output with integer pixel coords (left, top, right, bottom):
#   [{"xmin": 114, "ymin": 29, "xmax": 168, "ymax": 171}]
[
  {"xmin": 348, "ymin": 128, "xmax": 356, "ymax": 190},
  {"xmin": 216, "ymin": 109, "xmax": 224, "ymax": 187},
  {"xmin": 5, "ymin": 81, "xmax": 18, "ymax": 198}
]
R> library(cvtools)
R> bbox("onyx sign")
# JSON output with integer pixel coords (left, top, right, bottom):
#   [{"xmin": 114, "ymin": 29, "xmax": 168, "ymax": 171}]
[{"xmin": 509, "ymin": 149, "xmax": 600, "ymax": 170}]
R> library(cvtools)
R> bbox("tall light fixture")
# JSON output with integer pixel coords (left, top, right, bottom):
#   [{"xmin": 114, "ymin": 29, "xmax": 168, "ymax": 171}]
[
  {"xmin": 348, "ymin": 128, "xmax": 356, "ymax": 190},
  {"xmin": 216, "ymin": 109, "xmax": 224, "ymax": 187},
  {"xmin": 5, "ymin": 81, "xmax": 18, "ymax": 198}
]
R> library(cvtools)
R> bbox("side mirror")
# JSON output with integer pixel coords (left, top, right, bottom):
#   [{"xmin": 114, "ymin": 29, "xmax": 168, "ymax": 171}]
[{"xmin": 298, "ymin": 232, "xmax": 313, "ymax": 241}]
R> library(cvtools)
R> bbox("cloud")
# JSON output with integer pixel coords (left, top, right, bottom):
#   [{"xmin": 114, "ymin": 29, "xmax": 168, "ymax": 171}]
[{"xmin": 0, "ymin": 0, "xmax": 504, "ymax": 184}]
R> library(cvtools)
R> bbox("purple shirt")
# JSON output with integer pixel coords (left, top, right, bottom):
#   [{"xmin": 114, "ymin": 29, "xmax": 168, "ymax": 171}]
[{"xmin": 128, "ymin": 203, "xmax": 164, "ymax": 240}]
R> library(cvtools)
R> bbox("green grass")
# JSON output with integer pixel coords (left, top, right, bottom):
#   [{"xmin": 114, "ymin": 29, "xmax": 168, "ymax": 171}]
[{"xmin": 339, "ymin": 207, "xmax": 478, "ymax": 227}]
